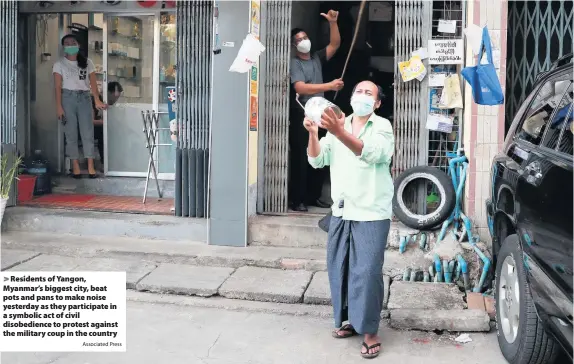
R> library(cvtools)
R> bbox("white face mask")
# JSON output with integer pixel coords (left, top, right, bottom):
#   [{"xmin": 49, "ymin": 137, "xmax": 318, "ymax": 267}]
[
  {"xmin": 351, "ymin": 94, "xmax": 376, "ymax": 116},
  {"xmin": 296, "ymin": 39, "xmax": 311, "ymax": 54}
]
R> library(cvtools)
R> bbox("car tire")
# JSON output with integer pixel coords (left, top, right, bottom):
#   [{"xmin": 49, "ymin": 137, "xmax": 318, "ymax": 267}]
[
  {"xmin": 392, "ymin": 166, "xmax": 456, "ymax": 230},
  {"xmin": 495, "ymin": 234, "xmax": 561, "ymax": 364}
]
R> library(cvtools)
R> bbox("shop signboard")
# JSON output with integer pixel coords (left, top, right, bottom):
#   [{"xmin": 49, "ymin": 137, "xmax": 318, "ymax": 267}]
[
  {"xmin": 20, "ymin": 1, "xmax": 176, "ymax": 13},
  {"xmin": 428, "ymin": 39, "xmax": 464, "ymax": 65}
]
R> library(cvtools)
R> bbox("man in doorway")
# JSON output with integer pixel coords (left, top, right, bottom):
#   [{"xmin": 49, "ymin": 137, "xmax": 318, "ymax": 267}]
[
  {"xmin": 92, "ymin": 81, "xmax": 123, "ymax": 169},
  {"xmin": 305, "ymin": 81, "xmax": 394, "ymax": 359},
  {"xmin": 289, "ymin": 9, "xmax": 343, "ymax": 212}
]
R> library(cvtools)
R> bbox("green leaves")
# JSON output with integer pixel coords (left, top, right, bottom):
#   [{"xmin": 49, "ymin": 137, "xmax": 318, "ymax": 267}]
[{"xmin": 1, "ymin": 154, "xmax": 22, "ymax": 199}]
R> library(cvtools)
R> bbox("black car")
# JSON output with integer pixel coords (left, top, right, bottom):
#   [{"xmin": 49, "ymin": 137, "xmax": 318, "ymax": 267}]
[{"xmin": 486, "ymin": 53, "xmax": 573, "ymax": 364}]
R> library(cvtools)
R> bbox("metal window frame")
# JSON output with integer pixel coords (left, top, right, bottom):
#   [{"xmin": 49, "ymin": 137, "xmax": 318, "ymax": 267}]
[{"xmin": 102, "ymin": 12, "xmax": 166, "ymax": 178}]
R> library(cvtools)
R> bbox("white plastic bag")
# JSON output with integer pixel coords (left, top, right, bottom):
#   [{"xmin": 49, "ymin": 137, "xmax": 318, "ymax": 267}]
[{"xmin": 229, "ymin": 33, "xmax": 266, "ymax": 73}]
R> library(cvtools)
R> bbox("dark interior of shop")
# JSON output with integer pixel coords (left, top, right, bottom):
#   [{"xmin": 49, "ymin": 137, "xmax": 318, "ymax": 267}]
[
  {"xmin": 288, "ymin": 1, "xmax": 395, "ymax": 213},
  {"xmin": 318, "ymin": 1, "xmax": 395, "ymax": 120}
]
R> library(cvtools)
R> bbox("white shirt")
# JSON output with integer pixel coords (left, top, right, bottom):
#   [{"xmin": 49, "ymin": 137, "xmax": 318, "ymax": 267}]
[{"xmin": 52, "ymin": 57, "xmax": 95, "ymax": 91}]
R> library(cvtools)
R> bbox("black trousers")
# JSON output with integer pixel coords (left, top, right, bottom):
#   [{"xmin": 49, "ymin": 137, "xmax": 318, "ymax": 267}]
[
  {"xmin": 94, "ymin": 125, "xmax": 104, "ymax": 164},
  {"xmin": 289, "ymin": 106, "xmax": 327, "ymax": 206}
]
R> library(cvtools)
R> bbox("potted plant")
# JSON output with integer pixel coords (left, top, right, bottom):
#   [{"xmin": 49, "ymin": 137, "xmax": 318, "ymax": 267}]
[{"xmin": 0, "ymin": 154, "xmax": 22, "ymax": 224}]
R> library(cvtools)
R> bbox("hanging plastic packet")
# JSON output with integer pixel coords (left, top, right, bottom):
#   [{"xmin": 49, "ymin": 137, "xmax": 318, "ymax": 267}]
[
  {"xmin": 426, "ymin": 113, "xmax": 454, "ymax": 133},
  {"xmin": 398, "ymin": 55, "xmax": 426, "ymax": 82},
  {"xmin": 439, "ymin": 74, "xmax": 463, "ymax": 109},
  {"xmin": 229, "ymin": 33, "xmax": 266, "ymax": 73}
]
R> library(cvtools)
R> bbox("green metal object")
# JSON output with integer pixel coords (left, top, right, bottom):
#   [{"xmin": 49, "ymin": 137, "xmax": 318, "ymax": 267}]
[
  {"xmin": 423, "ymin": 271, "xmax": 430, "ymax": 282},
  {"xmin": 427, "ymin": 191, "xmax": 439, "ymax": 204}
]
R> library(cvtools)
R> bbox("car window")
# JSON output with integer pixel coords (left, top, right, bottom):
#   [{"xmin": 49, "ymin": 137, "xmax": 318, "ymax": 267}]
[
  {"xmin": 504, "ymin": 90, "xmax": 536, "ymax": 147},
  {"xmin": 541, "ymin": 83, "xmax": 573, "ymax": 150},
  {"xmin": 558, "ymin": 110, "xmax": 573, "ymax": 157},
  {"xmin": 516, "ymin": 73, "xmax": 572, "ymax": 146}
]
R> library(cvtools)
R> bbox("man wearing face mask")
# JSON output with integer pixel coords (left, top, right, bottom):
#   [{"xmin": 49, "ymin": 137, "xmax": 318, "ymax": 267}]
[
  {"xmin": 305, "ymin": 81, "xmax": 394, "ymax": 359},
  {"xmin": 289, "ymin": 9, "xmax": 342, "ymax": 212}
]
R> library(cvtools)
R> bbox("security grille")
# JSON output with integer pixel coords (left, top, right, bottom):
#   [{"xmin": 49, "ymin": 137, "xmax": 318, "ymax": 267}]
[
  {"xmin": 397, "ymin": 0, "xmax": 465, "ymax": 215},
  {"xmin": 0, "ymin": 0, "xmax": 18, "ymax": 207},
  {"xmin": 427, "ymin": 0, "xmax": 465, "ymax": 173},
  {"xmin": 393, "ymin": 0, "xmax": 433, "ymax": 178},
  {"xmin": 506, "ymin": 0, "xmax": 573, "ymax": 128},
  {"xmin": 262, "ymin": 0, "xmax": 291, "ymax": 214},
  {"xmin": 175, "ymin": 0, "xmax": 212, "ymax": 218}
]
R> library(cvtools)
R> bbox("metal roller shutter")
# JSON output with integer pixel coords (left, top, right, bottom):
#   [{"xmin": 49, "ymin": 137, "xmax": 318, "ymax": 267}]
[
  {"xmin": 262, "ymin": 0, "xmax": 291, "ymax": 214},
  {"xmin": 393, "ymin": 0, "xmax": 433, "ymax": 178},
  {"xmin": 175, "ymin": 0, "xmax": 212, "ymax": 218}
]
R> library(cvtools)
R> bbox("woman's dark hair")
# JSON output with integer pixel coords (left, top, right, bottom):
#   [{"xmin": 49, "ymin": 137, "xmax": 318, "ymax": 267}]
[{"xmin": 61, "ymin": 34, "xmax": 87, "ymax": 69}]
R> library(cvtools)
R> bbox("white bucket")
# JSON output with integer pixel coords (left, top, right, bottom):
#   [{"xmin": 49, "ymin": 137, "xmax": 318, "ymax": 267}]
[
  {"xmin": 0, "ymin": 198, "xmax": 7, "ymax": 226},
  {"xmin": 304, "ymin": 97, "xmax": 342, "ymax": 127}
]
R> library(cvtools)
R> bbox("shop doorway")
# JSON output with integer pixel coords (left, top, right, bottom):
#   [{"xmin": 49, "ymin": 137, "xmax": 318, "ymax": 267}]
[
  {"xmin": 262, "ymin": 1, "xmax": 396, "ymax": 215},
  {"xmin": 288, "ymin": 1, "xmax": 395, "ymax": 214},
  {"xmin": 21, "ymin": 11, "xmax": 176, "ymax": 215},
  {"xmin": 261, "ymin": 0, "xmax": 465, "ymax": 216}
]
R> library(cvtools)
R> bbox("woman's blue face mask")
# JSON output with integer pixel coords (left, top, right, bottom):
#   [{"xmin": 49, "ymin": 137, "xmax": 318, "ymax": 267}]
[{"xmin": 64, "ymin": 46, "xmax": 79, "ymax": 55}]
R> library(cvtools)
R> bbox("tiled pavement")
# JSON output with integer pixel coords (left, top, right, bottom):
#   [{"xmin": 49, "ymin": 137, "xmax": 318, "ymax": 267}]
[
  {"xmin": 0, "ymin": 249, "xmax": 334, "ymax": 306},
  {"xmin": 20, "ymin": 194, "xmax": 174, "ymax": 215}
]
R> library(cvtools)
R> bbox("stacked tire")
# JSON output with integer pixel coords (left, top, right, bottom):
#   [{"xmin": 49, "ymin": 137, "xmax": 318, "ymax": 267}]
[{"xmin": 392, "ymin": 166, "xmax": 456, "ymax": 230}]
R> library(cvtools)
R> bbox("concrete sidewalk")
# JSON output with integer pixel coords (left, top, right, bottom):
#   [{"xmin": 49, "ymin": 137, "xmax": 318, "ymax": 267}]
[
  {"xmin": 2, "ymin": 292, "xmax": 507, "ymax": 364},
  {"xmin": 0, "ymin": 247, "xmax": 351, "ymax": 308},
  {"xmin": 1, "ymin": 232, "xmax": 492, "ymax": 333},
  {"xmin": 0, "ymin": 231, "xmax": 429, "ymax": 278}
]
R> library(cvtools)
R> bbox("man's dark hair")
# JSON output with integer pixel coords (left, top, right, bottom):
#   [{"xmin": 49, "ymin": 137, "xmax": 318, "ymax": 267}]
[
  {"xmin": 352, "ymin": 82, "xmax": 385, "ymax": 101},
  {"xmin": 291, "ymin": 27, "xmax": 305, "ymax": 43},
  {"xmin": 108, "ymin": 81, "xmax": 123, "ymax": 93}
]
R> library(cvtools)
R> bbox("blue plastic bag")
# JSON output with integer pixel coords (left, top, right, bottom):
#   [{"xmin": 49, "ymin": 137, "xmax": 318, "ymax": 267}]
[{"xmin": 461, "ymin": 27, "xmax": 504, "ymax": 105}]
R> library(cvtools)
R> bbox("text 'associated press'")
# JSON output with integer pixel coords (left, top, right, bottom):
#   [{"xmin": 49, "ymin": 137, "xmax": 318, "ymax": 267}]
[{"xmin": 1, "ymin": 272, "xmax": 126, "ymax": 352}]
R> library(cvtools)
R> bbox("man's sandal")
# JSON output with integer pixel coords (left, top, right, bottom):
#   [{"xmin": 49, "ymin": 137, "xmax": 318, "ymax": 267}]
[
  {"xmin": 360, "ymin": 342, "xmax": 381, "ymax": 359},
  {"xmin": 331, "ymin": 324, "xmax": 357, "ymax": 339}
]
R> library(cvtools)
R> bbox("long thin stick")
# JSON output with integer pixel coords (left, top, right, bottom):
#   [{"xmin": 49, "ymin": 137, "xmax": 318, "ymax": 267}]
[{"xmin": 334, "ymin": 0, "xmax": 367, "ymax": 100}]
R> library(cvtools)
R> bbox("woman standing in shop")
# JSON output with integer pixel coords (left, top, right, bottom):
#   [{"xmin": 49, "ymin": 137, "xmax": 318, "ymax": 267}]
[{"xmin": 53, "ymin": 34, "xmax": 106, "ymax": 178}]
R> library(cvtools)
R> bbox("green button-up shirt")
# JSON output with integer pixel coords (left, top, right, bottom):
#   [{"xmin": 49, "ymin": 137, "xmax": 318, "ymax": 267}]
[{"xmin": 308, "ymin": 113, "xmax": 395, "ymax": 221}]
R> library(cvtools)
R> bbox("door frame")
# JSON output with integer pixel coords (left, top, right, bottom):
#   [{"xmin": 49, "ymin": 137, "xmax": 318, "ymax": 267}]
[{"xmin": 102, "ymin": 12, "xmax": 172, "ymax": 179}]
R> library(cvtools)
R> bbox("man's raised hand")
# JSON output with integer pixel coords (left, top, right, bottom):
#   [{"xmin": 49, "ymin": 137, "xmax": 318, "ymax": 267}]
[{"xmin": 321, "ymin": 10, "xmax": 339, "ymax": 23}]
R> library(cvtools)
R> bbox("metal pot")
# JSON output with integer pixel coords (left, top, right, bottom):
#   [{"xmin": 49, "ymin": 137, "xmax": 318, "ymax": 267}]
[{"xmin": 304, "ymin": 97, "xmax": 342, "ymax": 126}]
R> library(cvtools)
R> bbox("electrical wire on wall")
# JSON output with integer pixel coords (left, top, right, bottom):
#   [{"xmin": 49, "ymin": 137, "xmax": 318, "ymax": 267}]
[{"xmin": 36, "ymin": 14, "xmax": 58, "ymax": 62}]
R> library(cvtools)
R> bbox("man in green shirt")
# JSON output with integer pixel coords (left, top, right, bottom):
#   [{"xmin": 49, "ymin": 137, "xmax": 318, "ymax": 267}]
[{"xmin": 305, "ymin": 81, "xmax": 394, "ymax": 359}]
